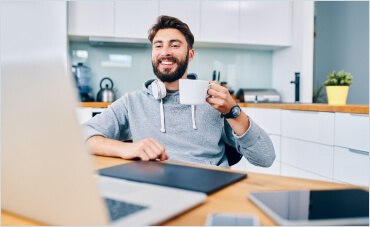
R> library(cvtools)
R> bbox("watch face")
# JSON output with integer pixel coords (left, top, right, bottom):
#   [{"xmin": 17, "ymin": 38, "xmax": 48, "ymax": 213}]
[{"xmin": 232, "ymin": 106, "xmax": 240, "ymax": 117}]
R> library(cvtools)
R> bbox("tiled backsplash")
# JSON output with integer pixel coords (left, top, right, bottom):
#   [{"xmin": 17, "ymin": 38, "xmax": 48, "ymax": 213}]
[{"xmin": 69, "ymin": 42, "xmax": 273, "ymax": 99}]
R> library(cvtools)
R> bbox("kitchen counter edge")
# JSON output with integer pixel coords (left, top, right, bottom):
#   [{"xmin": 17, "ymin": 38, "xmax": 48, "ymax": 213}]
[{"xmin": 79, "ymin": 102, "xmax": 369, "ymax": 114}]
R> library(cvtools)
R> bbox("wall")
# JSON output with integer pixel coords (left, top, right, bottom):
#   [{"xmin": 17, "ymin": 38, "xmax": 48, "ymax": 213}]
[
  {"xmin": 313, "ymin": 1, "xmax": 369, "ymax": 104},
  {"xmin": 69, "ymin": 42, "xmax": 273, "ymax": 99},
  {"xmin": 272, "ymin": 1, "xmax": 315, "ymax": 103}
]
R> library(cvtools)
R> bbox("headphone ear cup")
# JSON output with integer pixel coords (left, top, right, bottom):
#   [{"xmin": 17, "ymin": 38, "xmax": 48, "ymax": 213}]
[{"xmin": 151, "ymin": 80, "xmax": 167, "ymax": 99}]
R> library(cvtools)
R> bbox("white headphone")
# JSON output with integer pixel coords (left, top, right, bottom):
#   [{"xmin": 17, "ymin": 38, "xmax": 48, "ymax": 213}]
[{"xmin": 151, "ymin": 80, "xmax": 167, "ymax": 99}]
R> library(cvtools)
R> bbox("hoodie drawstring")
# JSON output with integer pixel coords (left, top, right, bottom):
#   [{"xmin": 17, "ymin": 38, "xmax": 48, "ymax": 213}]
[
  {"xmin": 160, "ymin": 99, "xmax": 165, "ymax": 133},
  {"xmin": 159, "ymin": 100, "xmax": 197, "ymax": 132},
  {"xmin": 191, "ymin": 105, "xmax": 197, "ymax": 130}
]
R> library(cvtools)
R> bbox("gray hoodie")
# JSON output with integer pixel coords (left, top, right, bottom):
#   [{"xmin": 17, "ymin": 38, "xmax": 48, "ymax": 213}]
[{"xmin": 84, "ymin": 79, "xmax": 275, "ymax": 168}]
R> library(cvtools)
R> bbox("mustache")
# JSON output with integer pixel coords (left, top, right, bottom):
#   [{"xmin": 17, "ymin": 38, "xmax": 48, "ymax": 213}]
[{"xmin": 158, "ymin": 57, "xmax": 177, "ymax": 62}]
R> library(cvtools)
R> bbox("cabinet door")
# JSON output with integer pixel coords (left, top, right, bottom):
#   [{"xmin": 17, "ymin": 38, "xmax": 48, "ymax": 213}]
[
  {"xmin": 159, "ymin": 1, "xmax": 200, "ymax": 41},
  {"xmin": 281, "ymin": 110, "xmax": 334, "ymax": 146},
  {"xmin": 68, "ymin": 1, "xmax": 114, "ymax": 37},
  {"xmin": 281, "ymin": 164, "xmax": 333, "ymax": 182},
  {"xmin": 333, "ymin": 146, "xmax": 369, "ymax": 186},
  {"xmin": 115, "ymin": 1, "xmax": 159, "ymax": 39},
  {"xmin": 200, "ymin": 1, "xmax": 239, "ymax": 43},
  {"xmin": 240, "ymin": 1, "xmax": 292, "ymax": 46},
  {"xmin": 334, "ymin": 113, "xmax": 369, "ymax": 152},
  {"xmin": 242, "ymin": 107, "xmax": 281, "ymax": 135},
  {"xmin": 281, "ymin": 137, "xmax": 334, "ymax": 179}
]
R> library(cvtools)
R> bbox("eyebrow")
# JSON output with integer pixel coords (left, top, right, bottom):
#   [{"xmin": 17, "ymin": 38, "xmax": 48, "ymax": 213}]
[{"xmin": 153, "ymin": 39, "xmax": 183, "ymax": 45}]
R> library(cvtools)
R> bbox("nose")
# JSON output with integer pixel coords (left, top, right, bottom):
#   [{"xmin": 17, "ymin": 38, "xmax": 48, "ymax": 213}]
[{"xmin": 160, "ymin": 46, "xmax": 172, "ymax": 57}]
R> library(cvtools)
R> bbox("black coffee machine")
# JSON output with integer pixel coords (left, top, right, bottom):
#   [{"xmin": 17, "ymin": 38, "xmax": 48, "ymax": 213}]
[{"xmin": 72, "ymin": 63, "xmax": 94, "ymax": 102}]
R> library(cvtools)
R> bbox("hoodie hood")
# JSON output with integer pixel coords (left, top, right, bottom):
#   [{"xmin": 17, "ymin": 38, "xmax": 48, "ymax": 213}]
[{"xmin": 143, "ymin": 79, "xmax": 156, "ymax": 96}]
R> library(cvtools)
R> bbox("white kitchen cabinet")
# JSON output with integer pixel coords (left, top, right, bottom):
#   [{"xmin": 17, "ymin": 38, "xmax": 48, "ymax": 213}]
[
  {"xmin": 75, "ymin": 107, "xmax": 107, "ymax": 124},
  {"xmin": 281, "ymin": 110, "xmax": 335, "ymax": 146},
  {"xmin": 76, "ymin": 107, "xmax": 92, "ymax": 124},
  {"xmin": 240, "ymin": 1, "xmax": 292, "ymax": 46},
  {"xmin": 242, "ymin": 107, "xmax": 281, "ymax": 135},
  {"xmin": 333, "ymin": 146, "xmax": 369, "ymax": 186},
  {"xmin": 159, "ymin": 1, "xmax": 201, "ymax": 41},
  {"xmin": 334, "ymin": 113, "xmax": 369, "ymax": 152},
  {"xmin": 115, "ymin": 1, "xmax": 159, "ymax": 39},
  {"xmin": 281, "ymin": 137, "xmax": 333, "ymax": 180},
  {"xmin": 68, "ymin": 1, "xmax": 114, "ymax": 37},
  {"xmin": 200, "ymin": 1, "xmax": 239, "ymax": 43}
]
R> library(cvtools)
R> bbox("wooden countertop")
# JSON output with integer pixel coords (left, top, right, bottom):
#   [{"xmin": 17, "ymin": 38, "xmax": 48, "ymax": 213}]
[
  {"xmin": 2, "ymin": 156, "xmax": 367, "ymax": 226},
  {"xmin": 79, "ymin": 102, "xmax": 369, "ymax": 114},
  {"xmin": 238, "ymin": 103, "xmax": 369, "ymax": 114}
]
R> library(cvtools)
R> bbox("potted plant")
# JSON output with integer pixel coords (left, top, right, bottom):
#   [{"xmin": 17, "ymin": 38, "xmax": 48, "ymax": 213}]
[{"xmin": 323, "ymin": 70, "xmax": 353, "ymax": 105}]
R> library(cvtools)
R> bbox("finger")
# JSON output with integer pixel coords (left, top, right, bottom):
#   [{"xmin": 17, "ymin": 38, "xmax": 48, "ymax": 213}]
[
  {"xmin": 160, "ymin": 152, "xmax": 167, "ymax": 161},
  {"xmin": 137, "ymin": 151, "xmax": 150, "ymax": 161},
  {"xmin": 148, "ymin": 138, "xmax": 166, "ymax": 156},
  {"xmin": 206, "ymin": 98, "xmax": 225, "ymax": 110},
  {"xmin": 144, "ymin": 146, "xmax": 160, "ymax": 160}
]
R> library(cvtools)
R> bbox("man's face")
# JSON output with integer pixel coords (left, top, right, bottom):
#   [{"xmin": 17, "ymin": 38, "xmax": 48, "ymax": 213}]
[{"xmin": 151, "ymin": 28, "xmax": 194, "ymax": 83}]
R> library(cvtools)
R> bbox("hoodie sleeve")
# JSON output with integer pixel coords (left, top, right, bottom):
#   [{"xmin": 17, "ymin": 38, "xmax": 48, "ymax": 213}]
[
  {"xmin": 82, "ymin": 96, "xmax": 131, "ymax": 141},
  {"xmin": 221, "ymin": 116, "xmax": 275, "ymax": 167}
]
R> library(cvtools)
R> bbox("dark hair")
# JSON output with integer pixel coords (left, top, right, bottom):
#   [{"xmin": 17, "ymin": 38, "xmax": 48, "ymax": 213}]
[{"xmin": 148, "ymin": 15, "xmax": 194, "ymax": 49}]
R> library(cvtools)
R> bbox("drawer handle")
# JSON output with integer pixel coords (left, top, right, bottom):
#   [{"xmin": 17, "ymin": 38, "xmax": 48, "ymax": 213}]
[
  {"xmin": 349, "ymin": 148, "xmax": 369, "ymax": 156},
  {"xmin": 288, "ymin": 110, "xmax": 318, "ymax": 114},
  {"xmin": 349, "ymin": 113, "xmax": 368, "ymax": 117}
]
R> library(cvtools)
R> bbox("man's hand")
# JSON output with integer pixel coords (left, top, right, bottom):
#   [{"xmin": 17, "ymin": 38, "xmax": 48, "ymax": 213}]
[
  {"xmin": 206, "ymin": 81, "xmax": 236, "ymax": 114},
  {"xmin": 122, "ymin": 138, "xmax": 169, "ymax": 161},
  {"xmin": 86, "ymin": 136, "xmax": 169, "ymax": 161}
]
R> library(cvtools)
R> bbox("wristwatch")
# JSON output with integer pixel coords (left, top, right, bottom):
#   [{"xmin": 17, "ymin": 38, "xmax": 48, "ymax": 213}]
[{"xmin": 222, "ymin": 104, "xmax": 241, "ymax": 119}]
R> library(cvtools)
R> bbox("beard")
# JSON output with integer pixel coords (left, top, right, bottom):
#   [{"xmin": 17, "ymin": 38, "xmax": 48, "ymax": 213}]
[{"xmin": 152, "ymin": 51, "xmax": 189, "ymax": 83}]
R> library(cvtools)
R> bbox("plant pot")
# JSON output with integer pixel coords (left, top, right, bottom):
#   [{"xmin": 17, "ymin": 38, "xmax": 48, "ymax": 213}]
[{"xmin": 326, "ymin": 86, "xmax": 349, "ymax": 105}]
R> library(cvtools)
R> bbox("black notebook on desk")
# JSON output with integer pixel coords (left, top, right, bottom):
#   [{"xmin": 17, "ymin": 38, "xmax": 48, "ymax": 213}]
[{"xmin": 99, "ymin": 161, "xmax": 247, "ymax": 195}]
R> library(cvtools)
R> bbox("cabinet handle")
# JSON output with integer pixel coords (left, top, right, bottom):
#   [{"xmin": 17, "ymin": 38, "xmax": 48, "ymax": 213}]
[
  {"xmin": 349, "ymin": 113, "xmax": 368, "ymax": 117},
  {"xmin": 289, "ymin": 110, "xmax": 318, "ymax": 114},
  {"xmin": 349, "ymin": 148, "xmax": 369, "ymax": 156}
]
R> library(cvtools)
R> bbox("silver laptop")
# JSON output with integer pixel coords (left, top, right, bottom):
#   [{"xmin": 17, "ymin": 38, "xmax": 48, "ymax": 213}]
[{"xmin": 1, "ymin": 31, "xmax": 206, "ymax": 227}]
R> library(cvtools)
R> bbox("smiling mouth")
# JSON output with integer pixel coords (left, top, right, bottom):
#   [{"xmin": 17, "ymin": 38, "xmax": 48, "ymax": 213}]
[{"xmin": 161, "ymin": 61, "xmax": 174, "ymax": 65}]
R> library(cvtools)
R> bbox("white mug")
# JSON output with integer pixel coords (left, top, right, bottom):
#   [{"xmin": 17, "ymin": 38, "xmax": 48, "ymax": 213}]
[{"xmin": 179, "ymin": 79, "xmax": 210, "ymax": 105}]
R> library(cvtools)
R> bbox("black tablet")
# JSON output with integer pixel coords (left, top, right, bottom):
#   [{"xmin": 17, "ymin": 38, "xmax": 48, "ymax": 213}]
[
  {"xmin": 248, "ymin": 189, "xmax": 369, "ymax": 225},
  {"xmin": 99, "ymin": 161, "xmax": 247, "ymax": 195}
]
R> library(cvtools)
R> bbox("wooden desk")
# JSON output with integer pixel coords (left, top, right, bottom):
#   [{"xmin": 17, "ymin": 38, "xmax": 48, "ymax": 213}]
[{"xmin": 1, "ymin": 156, "xmax": 367, "ymax": 226}]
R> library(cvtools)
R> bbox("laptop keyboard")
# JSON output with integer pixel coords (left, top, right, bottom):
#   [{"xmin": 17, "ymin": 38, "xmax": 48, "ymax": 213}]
[{"xmin": 104, "ymin": 198, "xmax": 148, "ymax": 222}]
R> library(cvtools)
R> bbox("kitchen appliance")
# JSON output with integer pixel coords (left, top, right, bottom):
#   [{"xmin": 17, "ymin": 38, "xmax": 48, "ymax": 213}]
[
  {"xmin": 236, "ymin": 88, "xmax": 281, "ymax": 103},
  {"xmin": 72, "ymin": 63, "xmax": 94, "ymax": 102},
  {"xmin": 97, "ymin": 77, "xmax": 116, "ymax": 102}
]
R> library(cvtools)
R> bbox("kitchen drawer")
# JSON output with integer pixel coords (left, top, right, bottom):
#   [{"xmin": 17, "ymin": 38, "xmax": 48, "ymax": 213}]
[
  {"xmin": 242, "ymin": 108, "xmax": 281, "ymax": 135},
  {"xmin": 281, "ymin": 163, "xmax": 332, "ymax": 182},
  {"xmin": 75, "ymin": 107, "xmax": 107, "ymax": 124},
  {"xmin": 281, "ymin": 137, "xmax": 334, "ymax": 179},
  {"xmin": 281, "ymin": 110, "xmax": 334, "ymax": 145},
  {"xmin": 334, "ymin": 113, "xmax": 369, "ymax": 152},
  {"xmin": 333, "ymin": 146, "xmax": 369, "ymax": 186}
]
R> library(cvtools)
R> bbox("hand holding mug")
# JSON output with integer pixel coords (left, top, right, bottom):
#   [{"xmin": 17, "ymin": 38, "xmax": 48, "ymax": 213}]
[{"xmin": 206, "ymin": 81, "xmax": 237, "ymax": 114}]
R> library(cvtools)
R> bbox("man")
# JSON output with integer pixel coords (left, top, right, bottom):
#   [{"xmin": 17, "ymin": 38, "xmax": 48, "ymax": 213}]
[{"xmin": 84, "ymin": 15, "xmax": 275, "ymax": 168}]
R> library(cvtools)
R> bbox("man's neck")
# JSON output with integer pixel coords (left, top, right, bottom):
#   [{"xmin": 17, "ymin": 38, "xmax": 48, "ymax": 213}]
[{"xmin": 163, "ymin": 73, "xmax": 188, "ymax": 90}]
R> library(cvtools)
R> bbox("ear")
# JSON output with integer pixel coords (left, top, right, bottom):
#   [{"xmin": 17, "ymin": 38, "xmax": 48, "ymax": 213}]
[{"xmin": 188, "ymin": 49, "xmax": 195, "ymax": 62}]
